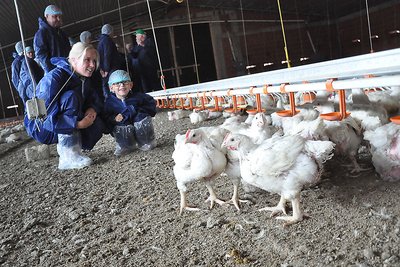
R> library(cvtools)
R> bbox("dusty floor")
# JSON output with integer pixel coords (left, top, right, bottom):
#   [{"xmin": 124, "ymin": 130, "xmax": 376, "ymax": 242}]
[{"xmin": 0, "ymin": 110, "xmax": 399, "ymax": 267}]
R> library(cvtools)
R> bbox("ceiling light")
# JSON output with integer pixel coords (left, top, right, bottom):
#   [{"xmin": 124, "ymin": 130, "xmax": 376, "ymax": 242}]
[
  {"xmin": 246, "ymin": 65, "xmax": 256, "ymax": 69},
  {"xmin": 370, "ymin": 35, "xmax": 379, "ymax": 39},
  {"xmin": 352, "ymin": 39, "xmax": 361, "ymax": 43},
  {"xmin": 7, "ymin": 105, "xmax": 18, "ymax": 109},
  {"xmin": 263, "ymin": 62, "xmax": 274, "ymax": 66},
  {"xmin": 300, "ymin": 57, "xmax": 309, "ymax": 61},
  {"xmin": 389, "ymin": 30, "xmax": 400, "ymax": 35},
  {"xmin": 281, "ymin": 60, "xmax": 290, "ymax": 64}
]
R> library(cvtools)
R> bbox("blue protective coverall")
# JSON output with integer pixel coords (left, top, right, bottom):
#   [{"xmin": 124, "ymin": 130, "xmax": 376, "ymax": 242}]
[
  {"xmin": 24, "ymin": 57, "xmax": 105, "ymax": 150},
  {"xmin": 103, "ymin": 91, "xmax": 157, "ymax": 127},
  {"xmin": 11, "ymin": 54, "xmax": 24, "ymax": 93},
  {"xmin": 97, "ymin": 34, "xmax": 123, "ymax": 98},
  {"xmin": 34, "ymin": 17, "xmax": 70, "ymax": 73}
]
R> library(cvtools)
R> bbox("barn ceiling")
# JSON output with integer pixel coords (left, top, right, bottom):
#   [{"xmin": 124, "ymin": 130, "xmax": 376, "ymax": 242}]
[{"xmin": 0, "ymin": 0, "xmax": 395, "ymax": 49}]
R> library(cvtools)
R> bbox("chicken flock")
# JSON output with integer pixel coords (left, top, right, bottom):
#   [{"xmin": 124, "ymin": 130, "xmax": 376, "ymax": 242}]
[{"xmin": 170, "ymin": 86, "xmax": 400, "ymax": 225}]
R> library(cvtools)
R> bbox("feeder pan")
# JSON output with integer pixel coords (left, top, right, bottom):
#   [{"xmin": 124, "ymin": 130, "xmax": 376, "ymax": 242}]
[
  {"xmin": 390, "ymin": 115, "xmax": 400, "ymax": 125},
  {"xmin": 224, "ymin": 108, "xmax": 239, "ymax": 113},
  {"xmin": 208, "ymin": 107, "xmax": 223, "ymax": 112},
  {"xmin": 276, "ymin": 110, "xmax": 300, "ymax": 117},
  {"xmin": 320, "ymin": 112, "xmax": 351, "ymax": 121},
  {"xmin": 246, "ymin": 109, "xmax": 266, "ymax": 115}
]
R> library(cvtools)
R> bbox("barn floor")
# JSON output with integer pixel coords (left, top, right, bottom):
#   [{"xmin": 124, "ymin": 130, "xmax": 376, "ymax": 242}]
[{"xmin": 0, "ymin": 110, "xmax": 399, "ymax": 266}]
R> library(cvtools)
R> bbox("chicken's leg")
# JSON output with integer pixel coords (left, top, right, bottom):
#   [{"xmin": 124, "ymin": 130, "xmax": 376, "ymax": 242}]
[
  {"xmin": 259, "ymin": 195, "xmax": 287, "ymax": 216},
  {"xmin": 276, "ymin": 194, "xmax": 303, "ymax": 225},
  {"xmin": 225, "ymin": 183, "xmax": 250, "ymax": 211},
  {"xmin": 179, "ymin": 190, "xmax": 200, "ymax": 215},
  {"xmin": 205, "ymin": 184, "xmax": 225, "ymax": 209}
]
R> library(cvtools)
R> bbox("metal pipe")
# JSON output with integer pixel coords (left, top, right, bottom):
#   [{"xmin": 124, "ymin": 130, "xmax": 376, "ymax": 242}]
[{"xmin": 149, "ymin": 48, "xmax": 400, "ymax": 97}]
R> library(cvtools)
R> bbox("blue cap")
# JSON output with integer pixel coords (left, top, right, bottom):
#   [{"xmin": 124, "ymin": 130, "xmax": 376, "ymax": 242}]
[
  {"xmin": 25, "ymin": 46, "xmax": 33, "ymax": 53},
  {"xmin": 15, "ymin": 41, "xmax": 23, "ymax": 55},
  {"xmin": 108, "ymin": 70, "xmax": 131, "ymax": 86},
  {"xmin": 44, "ymin": 5, "xmax": 62, "ymax": 16},
  {"xmin": 101, "ymin": 24, "xmax": 113, "ymax": 35},
  {"xmin": 80, "ymin": 31, "xmax": 92, "ymax": 44}
]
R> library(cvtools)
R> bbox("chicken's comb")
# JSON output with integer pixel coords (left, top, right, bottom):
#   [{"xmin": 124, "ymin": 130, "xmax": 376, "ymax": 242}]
[{"xmin": 185, "ymin": 129, "xmax": 191, "ymax": 139}]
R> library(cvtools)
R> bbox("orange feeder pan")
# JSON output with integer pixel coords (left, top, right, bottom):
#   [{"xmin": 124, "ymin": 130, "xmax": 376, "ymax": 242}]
[
  {"xmin": 320, "ymin": 112, "xmax": 351, "ymax": 121},
  {"xmin": 276, "ymin": 109, "xmax": 300, "ymax": 117},
  {"xmin": 276, "ymin": 84, "xmax": 299, "ymax": 117},
  {"xmin": 246, "ymin": 109, "xmax": 266, "ymax": 115},
  {"xmin": 208, "ymin": 107, "xmax": 223, "ymax": 112},
  {"xmin": 390, "ymin": 115, "xmax": 400, "ymax": 125}
]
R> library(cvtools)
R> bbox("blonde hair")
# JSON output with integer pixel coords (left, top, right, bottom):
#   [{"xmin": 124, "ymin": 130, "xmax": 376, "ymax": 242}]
[{"xmin": 68, "ymin": 42, "xmax": 99, "ymax": 70}]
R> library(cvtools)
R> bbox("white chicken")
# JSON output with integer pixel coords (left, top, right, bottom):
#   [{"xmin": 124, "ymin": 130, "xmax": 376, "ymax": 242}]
[
  {"xmin": 167, "ymin": 109, "xmax": 190, "ymax": 121},
  {"xmin": 189, "ymin": 110, "xmax": 209, "ymax": 124},
  {"xmin": 172, "ymin": 128, "xmax": 227, "ymax": 214},
  {"xmin": 222, "ymin": 133, "xmax": 335, "ymax": 225},
  {"xmin": 364, "ymin": 122, "xmax": 400, "ymax": 181}
]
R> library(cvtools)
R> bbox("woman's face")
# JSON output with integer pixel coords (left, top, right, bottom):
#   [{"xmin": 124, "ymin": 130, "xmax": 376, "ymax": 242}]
[{"xmin": 71, "ymin": 49, "xmax": 97, "ymax": 77}]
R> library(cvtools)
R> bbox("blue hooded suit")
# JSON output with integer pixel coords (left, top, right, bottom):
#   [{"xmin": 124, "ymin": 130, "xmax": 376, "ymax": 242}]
[
  {"xmin": 34, "ymin": 17, "xmax": 70, "ymax": 73},
  {"xmin": 24, "ymin": 57, "xmax": 105, "ymax": 150}
]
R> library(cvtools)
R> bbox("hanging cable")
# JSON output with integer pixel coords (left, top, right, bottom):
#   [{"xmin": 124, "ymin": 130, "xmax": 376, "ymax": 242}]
[
  {"xmin": 239, "ymin": 0, "xmax": 250, "ymax": 70},
  {"xmin": 277, "ymin": 0, "xmax": 291, "ymax": 68},
  {"xmin": 0, "ymin": 43, "xmax": 19, "ymax": 117},
  {"xmin": 365, "ymin": 0, "xmax": 374, "ymax": 53},
  {"xmin": 146, "ymin": 0, "xmax": 166, "ymax": 90},
  {"xmin": 117, "ymin": 0, "xmax": 130, "ymax": 72},
  {"xmin": 186, "ymin": 0, "xmax": 200, "ymax": 83}
]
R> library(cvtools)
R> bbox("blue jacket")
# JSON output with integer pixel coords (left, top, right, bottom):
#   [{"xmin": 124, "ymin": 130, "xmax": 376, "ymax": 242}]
[
  {"xmin": 18, "ymin": 57, "xmax": 44, "ymax": 103},
  {"xmin": 34, "ymin": 17, "xmax": 70, "ymax": 73},
  {"xmin": 35, "ymin": 58, "xmax": 102, "ymax": 137},
  {"xmin": 97, "ymin": 34, "xmax": 122, "ymax": 73},
  {"xmin": 11, "ymin": 54, "xmax": 24, "ymax": 91},
  {"xmin": 104, "ymin": 91, "xmax": 157, "ymax": 127}
]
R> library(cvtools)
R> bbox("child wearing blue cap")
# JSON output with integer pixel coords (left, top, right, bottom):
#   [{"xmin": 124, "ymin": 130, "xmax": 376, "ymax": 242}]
[{"xmin": 104, "ymin": 70, "xmax": 157, "ymax": 155}]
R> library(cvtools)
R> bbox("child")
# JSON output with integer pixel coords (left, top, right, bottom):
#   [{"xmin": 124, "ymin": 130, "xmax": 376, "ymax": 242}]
[{"xmin": 104, "ymin": 70, "xmax": 157, "ymax": 155}]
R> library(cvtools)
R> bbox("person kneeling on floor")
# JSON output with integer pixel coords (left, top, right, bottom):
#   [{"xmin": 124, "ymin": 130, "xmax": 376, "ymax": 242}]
[
  {"xmin": 104, "ymin": 70, "xmax": 157, "ymax": 156},
  {"xmin": 24, "ymin": 42, "xmax": 106, "ymax": 170}
]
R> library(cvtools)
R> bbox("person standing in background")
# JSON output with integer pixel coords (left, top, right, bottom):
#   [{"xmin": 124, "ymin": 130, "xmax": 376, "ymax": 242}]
[
  {"xmin": 18, "ymin": 46, "xmax": 44, "ymax": 104},
  {"xmin": 97, "ymin": 24, "xmax": 123, "ymax": 99},
  {"xmin": 130, "ymin": 29, "xmax": 161, "ymax": 93},
  {"xmin": 34, "ymin": 4, "xmax": 70, "ymax": 73},
  {"xmin": 11, "ymin": 41, "xmax": 24, "ymax": 94},
  {"xmin": 80, "ymin": 31, "xmax": 92, "ymax": 45}
]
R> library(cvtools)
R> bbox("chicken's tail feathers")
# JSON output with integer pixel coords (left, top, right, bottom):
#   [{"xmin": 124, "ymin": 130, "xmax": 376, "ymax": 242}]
[{"xmin": 304, "ymin": 140, "xmax": 336, "ymax": 163}]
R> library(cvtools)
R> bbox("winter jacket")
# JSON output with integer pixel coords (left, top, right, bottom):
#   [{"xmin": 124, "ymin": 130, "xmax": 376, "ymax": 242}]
[
  {"xmin": 33, "ymin": 17, "xmax": 70, "ymax": 73},
  {"xmin": 104, "ymin": 91, "xmax": 157, "ymax": 127}
]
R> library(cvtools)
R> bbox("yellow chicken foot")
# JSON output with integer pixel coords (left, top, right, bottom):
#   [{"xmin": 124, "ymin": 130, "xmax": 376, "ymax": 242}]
[
  {"xmin": 179, "ymin": 190, "xmax": 200, "ymax": 215},
  {"xmin": 276, "ymin": 196, "xmax": 304, "ymax": 226},
  {"xmin": 258, "ymin": 196, "xmax": 287, "ymax": 217},
  {"xmin": 205, "ymin": 184, "xmax": 226, "ymax": 209}
]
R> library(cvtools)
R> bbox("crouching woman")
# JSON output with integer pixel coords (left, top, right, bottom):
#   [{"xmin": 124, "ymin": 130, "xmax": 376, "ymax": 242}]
[{"xmin": 24, "ymin": 42, "xmax": 105, "ymax": 170}]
